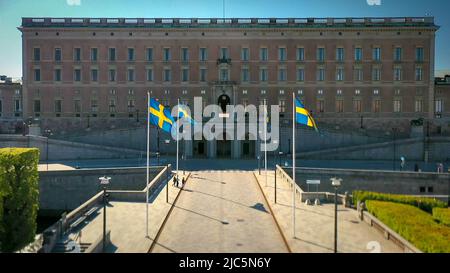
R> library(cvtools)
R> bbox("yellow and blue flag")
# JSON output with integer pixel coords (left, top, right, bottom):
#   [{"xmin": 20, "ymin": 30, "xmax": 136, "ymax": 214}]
[
  {"xmin": 295, "ymin": 98, "xmax": 318, "ymax": 131},
  {"xmin": 149, "ymin": 98, "xmax": 175, "ymax": 134},
  {"xmin": 177, "ymin": 105, "xmax": 196, "ymax": 125}
]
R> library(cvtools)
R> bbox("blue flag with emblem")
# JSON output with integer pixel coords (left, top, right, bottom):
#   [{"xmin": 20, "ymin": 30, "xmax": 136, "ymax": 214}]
[
  {"xmin": 295, "ymin": 98, "xmax": 318, "ymax": 132},
  {"xmin": 149, "ymin": 98, "xmax": 175, "ymax": 134}
]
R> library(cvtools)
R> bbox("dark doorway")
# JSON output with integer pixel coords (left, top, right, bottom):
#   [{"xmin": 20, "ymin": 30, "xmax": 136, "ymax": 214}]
[
  {"xmin": 242, "ymin": 141, "xmax": 256, "ymax": 158},
  {"xmin": 217, "ymin": 140, "xmax": 231, "ymax": 157},
  {"xmin": 243, "ymin": 143, "xmax": 250, "ymax": 155},
  {"xmin": 198, "ymin": 142, "xmax": 205, "ymax": 155},
  {"xmin": 218, "ymin": 94, "xmax": 231, "ymax": 113},
  {"xmin": 193, "ymin": 140, "xmax": 207, "ymax": 157},
  {"xmin": 242, "ymin": 133, "xmax": 256, "ymax": 158}
]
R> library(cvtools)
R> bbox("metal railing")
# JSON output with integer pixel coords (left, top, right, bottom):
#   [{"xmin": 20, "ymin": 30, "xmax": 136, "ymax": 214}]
[
  {"xmin": 276, "ymin": 165, "xmax": 349, "ymax": 204},
  {"xmin": 276, "ymin": 165, "xmax": 303, "ymax": 201},
  {"xmin": 37, "ymin": 164, "xmax": 172, "ymax": 253},
  {"xmin": 108, "ymin": 164, "xmax": 172, "ymax": 202}
]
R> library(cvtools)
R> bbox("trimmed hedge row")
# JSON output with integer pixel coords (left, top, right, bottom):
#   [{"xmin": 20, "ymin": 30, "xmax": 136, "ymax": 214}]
[
  {"xmin": 353, "ymin": 190, "xmax": 447, "ymax": 213},
  {"xmin": 433, "ymin": 208, "xmax": 450, "ymax": 226},
  {"xmin": 0, "ymin": 148, "xmax": 40, "ymax": 252},
  {"xmin": 366, "ymin": 200, "xmax": 450, "ymax": 253}
]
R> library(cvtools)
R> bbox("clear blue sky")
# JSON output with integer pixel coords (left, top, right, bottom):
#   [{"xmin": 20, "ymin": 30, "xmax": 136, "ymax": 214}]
[{"xmin": 1, "ymin": 0, "xmax": 449, "ymax": 79}]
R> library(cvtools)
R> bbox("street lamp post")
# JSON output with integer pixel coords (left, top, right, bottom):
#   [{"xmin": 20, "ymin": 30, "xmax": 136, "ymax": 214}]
[
  {"xmin": 257, "ymin": 155, "xmax": 261, "ymax": 175},
  {"xmin": 258, "ymin": 129, "xmax": 262, "ymax": 175},
  {"xmin": 22, "ymin": 122, "xmax": 26, "ymax": 136},
  {"xmin": 99, "ymin": 176, "xmax": 111, "ymax": 253},
  {"xmin": 331, "ymin": 177, "xmax": 342, "ymax": 254},
  {"xmin": 360, "ymin": 115, "xmax": 364, "ymax": 129},
  {"xmin": 392, "ymin": 128, "xmax": 397, "ymax": 171},
  {"xmin": 447, "ymin": 173, "xmax": 450, "ymax": 207},
  {"xmin": 288, "ymin": 139, "xmax": 291, "ymax": 155},
  {"xmin": 27, "ymin": 119, "xmax": 32, "ymax": 147},
  {"xmin": 183, "ymin": 139, "xmax": 186, "ymax": 175},
  {"xmin": 44, "ymin": 129, "xmax": 52, "ymax": 171},
  {"xmin": 274, "ymin": 169, "xmax": 277, "ymax": 204},
  {"xmin": 165, "ymin": 139, "xmax": 170, "ymax": 156},
  {"xmin": 157, "ymin": 128, "xmax": 160, "ymax": 165}
]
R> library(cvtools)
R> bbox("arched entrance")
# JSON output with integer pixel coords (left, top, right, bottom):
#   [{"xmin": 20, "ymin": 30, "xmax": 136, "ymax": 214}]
[{"xmin": 218, "ymin": 94, "xmax": 231, "ymax": 113}]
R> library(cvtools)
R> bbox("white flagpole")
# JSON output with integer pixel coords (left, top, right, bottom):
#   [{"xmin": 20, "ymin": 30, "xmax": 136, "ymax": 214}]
[
  {"xmin": 292, "ymin": 92, "xmax": 296, "ymax": 238},
  {"xmin": 264, "ymin": 99, "xmax": 268, "ymax": 187},
  {"xmin": 146, "ymin": 92, "xmax": 150, "ymax": 238},
  {"xmin": 176, "ymin": 99, "xmax": 180, "ymax": 179}
]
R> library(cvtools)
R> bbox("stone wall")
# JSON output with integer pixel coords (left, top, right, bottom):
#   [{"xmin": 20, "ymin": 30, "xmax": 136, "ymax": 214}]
[
  {"xmin": 296, "ymin": 137, "xmax": 450, "ymax": 162},
  {"xmin": 59, "ymin": 123, "xmax": 391, "ymax": 155},
  {"xmin": 38, "ymin": 166, "xmax": 163, "ymax": 214},
  {"xmin": 282, "ymin": 167, "xmax": 449, "ymax": 203},
  {"xmin": 0, "ymin": 134, "xmax": 143, "ymax": 160}
]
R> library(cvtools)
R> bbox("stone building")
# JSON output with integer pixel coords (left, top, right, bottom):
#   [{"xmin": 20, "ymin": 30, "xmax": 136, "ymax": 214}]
[
  {"xmin": 433, "ymin": 75, "xmax": 450, "ymax": 134},
  {"xmin": 0, "ymin": 79, "xmax": 23, "ymax": 134},
  {"xmin": 17, "ymin": 17, "xmax": 449, "ymax": 158}
]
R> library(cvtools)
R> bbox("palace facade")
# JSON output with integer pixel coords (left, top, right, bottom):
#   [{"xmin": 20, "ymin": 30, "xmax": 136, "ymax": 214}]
[{"xmin": 14, "ymin": 17, "xmax": 450, "ymax": 157}]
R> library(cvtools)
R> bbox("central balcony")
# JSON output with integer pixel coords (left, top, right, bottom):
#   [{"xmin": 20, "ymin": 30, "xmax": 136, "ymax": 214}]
[{"xmin": 216, "ymin": 58, "xmax": 232, "ymax": 65}]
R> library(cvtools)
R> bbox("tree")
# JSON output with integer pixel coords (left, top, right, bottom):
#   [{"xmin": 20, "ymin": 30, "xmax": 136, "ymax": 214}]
[{"xmin": 0, "ymin": 148, "xmax": 39, "ymax": 252}]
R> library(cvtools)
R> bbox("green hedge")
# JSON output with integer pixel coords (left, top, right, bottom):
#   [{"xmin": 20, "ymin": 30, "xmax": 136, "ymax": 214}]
[
  {"xmin": 0, "ymin": 148, "xmax": 40, "ymax": 252},
  {"xmin": 366, "ymin": 200, "xmax": 450, "ymax": 253},
  {"xmin": 353, "ymin": 190, "xmax": 447, "ymax": 213},
  {"xmin": 433, "ymin": 208, "xmax": 450, "ymax": 226}
]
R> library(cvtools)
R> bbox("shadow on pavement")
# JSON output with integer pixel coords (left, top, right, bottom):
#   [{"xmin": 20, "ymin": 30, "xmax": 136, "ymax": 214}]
[
  {"xmin": 174, "ymin": 205, "xmax": 229, "ymax": 225},
  {"xmin": 250, "ymin": 203, "xmax": 269, "ymax": 214}
]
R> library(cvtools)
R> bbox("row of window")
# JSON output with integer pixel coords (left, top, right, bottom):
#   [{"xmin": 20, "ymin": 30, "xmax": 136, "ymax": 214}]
[
  {"xmin": 27, "ymin": 87, "xmax": 419, "ymax": 97},
  {"xmin": 27, "ymin": 98, "xmax": 444, "ymax": 114},
  {"xmin": 302, "ymin": 98, "xmax": 444, "ymax": 114},
  {"xmin": 0, "ymin": 99, "xmax": 23, "ymax": 114},
  {"xmin": 32, "ymin": 65, "xmax": 425, "ymax": 83},
  {"xmin": 32, "ymin": 46, "xmax": 426, "ymax": 63}
]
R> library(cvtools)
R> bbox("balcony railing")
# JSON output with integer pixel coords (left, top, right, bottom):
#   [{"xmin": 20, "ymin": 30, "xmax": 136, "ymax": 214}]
[
  {"xmin": 212, "ymin": 80, "xmax": 237, "ymax": 86},
  {"xmin": 21, "ymin": 17, "xmax": 437, "ymax": 29},
  {"xmin": 216, "ymin": 58, "xmax": 231, "ymax": 65}
]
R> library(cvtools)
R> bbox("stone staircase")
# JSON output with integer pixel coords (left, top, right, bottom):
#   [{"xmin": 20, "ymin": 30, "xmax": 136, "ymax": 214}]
[{"xmin": 52, "ymin": 240, "xmax": 91, "ymax": 253}]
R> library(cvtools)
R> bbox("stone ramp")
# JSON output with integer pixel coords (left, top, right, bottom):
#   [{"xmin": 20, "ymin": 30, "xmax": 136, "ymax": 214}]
[
  {"xmin": 253, "ymin": 172, "xmax": 403, "ymax": 253},
  {"xmin": 64, "ymin": 175, "xmax": 183, "ymax": 253},
  {"xmin": 151, "ymin": 171, "xmax": 289, "ymax": 253}
]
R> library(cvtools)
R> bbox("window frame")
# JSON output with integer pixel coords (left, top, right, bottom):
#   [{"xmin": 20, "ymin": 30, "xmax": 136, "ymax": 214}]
[
  {"xmin": 54, "ymin": 69, "xmax": 62, "ymax": 82},
  {"xmin": 127, "ymin": 48, "xmax": 135, "ymax": 61},
  {"xmin": 109, "ymin": 48, "xmax": 116, "ymax": 62},
  {"xmin": 91, "ymin": 48, "xmax": 98, "ymax": 62},
  {"xmin": 54, "ymin": 47, "xmax": 62, "ymax": 62}
]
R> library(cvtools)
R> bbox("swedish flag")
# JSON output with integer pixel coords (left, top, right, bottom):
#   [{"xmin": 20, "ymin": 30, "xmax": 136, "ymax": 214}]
[
  {"xmin": 177, "ymin": 105, "xmax": 196, "ymax": 125},
  {"xmin": 149, "ymin": 98, "xmax": 175, "ymax": 134},
  {"xmin": 295, "ymin": 98, "xmax": 318, "ymax": 131}
]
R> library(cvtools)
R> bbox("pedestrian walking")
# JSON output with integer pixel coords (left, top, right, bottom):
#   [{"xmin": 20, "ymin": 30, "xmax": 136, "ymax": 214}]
[
  {"xmin": 173, "ymin": 176, "xmax": 178, "ymax": 187},
  {"xmin": 182, "ymin": 177, "xmax": 186, "ymax": 187},
  {"xmin": 414, "ymin": 163, "xmax": 419, "ymax": 172},
  {"xmin": 400, "ymin": 157, "xmax": 406, "ymax": 171}
]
